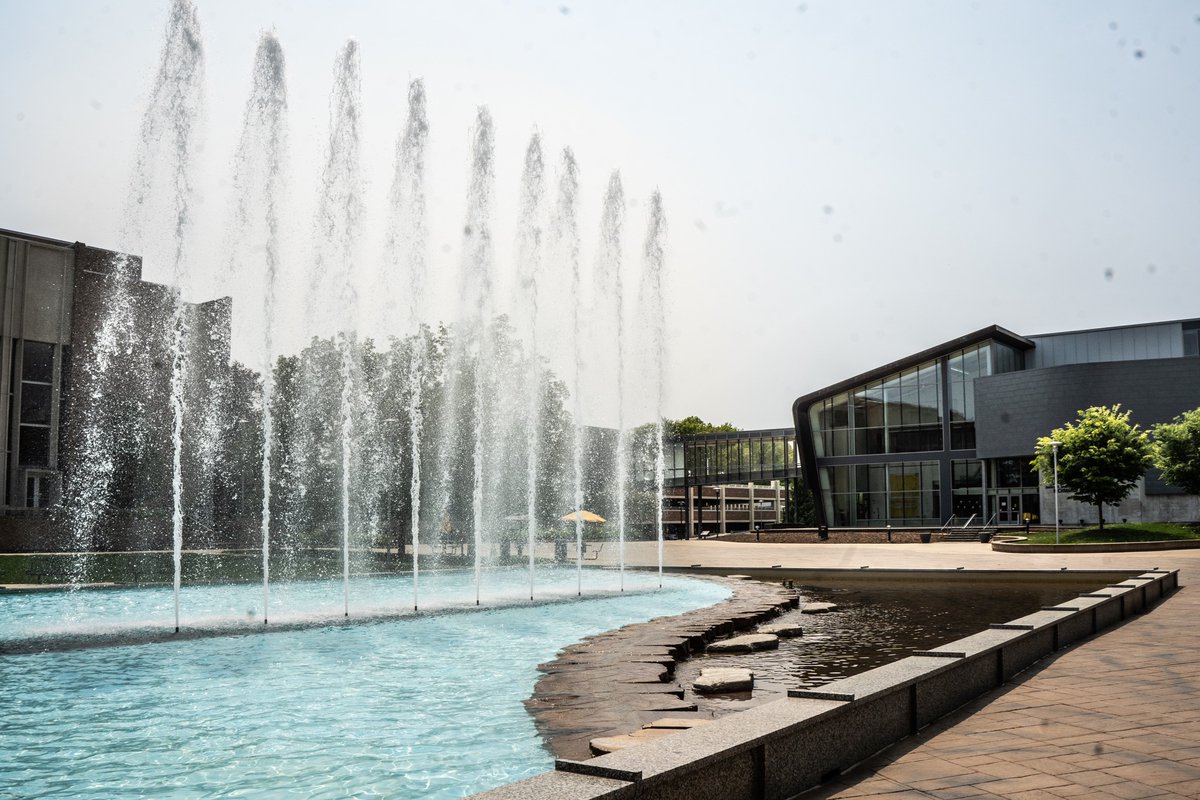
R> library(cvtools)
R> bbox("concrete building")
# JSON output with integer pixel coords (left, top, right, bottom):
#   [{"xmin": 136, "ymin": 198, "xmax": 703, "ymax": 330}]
[
  {"xmin": 663, "ymin": 480, "xmax": 791, "ymax": 537},
  {"xmin": 793, "ymin": 319, "xmax": 1200, "ymax": 529},
  {"xmin": 1, "ymin": 227, "xmax": 229, "ymax": 517},
  {"xmin": 662, "ymin": 427, "xmax": 804, "ymax": 537}
]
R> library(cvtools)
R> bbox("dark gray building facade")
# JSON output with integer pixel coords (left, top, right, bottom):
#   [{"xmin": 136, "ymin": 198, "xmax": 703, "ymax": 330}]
[
  {"xmin": 793, "ymin": 319, "xmax": 1200, "ymax": 528},
  {"xmin": 1, "ymin": 227, "xmax": 230, "ymax": 516}
]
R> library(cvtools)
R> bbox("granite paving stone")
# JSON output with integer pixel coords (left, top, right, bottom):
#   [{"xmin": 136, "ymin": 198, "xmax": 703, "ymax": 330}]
[{"xmin": 524, "ymin": 575, "xmax": 796, "ymax": 760}]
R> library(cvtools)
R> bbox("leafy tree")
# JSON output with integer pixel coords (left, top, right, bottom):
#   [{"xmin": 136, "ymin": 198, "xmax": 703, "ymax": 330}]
[
  {"xmin": 1152, "ymin": 407, "xmax": 1200, "ymax": 495},
  {"xmin": 788, "ymin": 480, "xmax": 817, "ymax": 527},
  {"xmin": 666, "ymin": 415, "xmax": 740, "ymax": 438},
  {"xmin": 1032, "ymin": 405, "xmax": 1152, "ymax": 530}
]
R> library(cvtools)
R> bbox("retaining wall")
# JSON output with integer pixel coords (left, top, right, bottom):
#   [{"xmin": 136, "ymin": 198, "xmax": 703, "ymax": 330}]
[{"xmin": 471, "ymin": 568, "xmax": 1179, "ymax": 800}]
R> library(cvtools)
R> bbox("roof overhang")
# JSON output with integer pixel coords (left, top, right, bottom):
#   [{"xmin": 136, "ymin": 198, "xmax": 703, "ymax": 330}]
[{"xmin": 791, "ymin": 324, "xmax": 1034, "ymax": 418}]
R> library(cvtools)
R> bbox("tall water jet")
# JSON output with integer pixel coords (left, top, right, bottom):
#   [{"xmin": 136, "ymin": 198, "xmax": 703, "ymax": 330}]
[
  {"xmin": 117, "ymin": 0, "xmax": 206, "ymax": 631},
  {"xmin": 63, "ymin": 17, "xmax": 674, "ymax": 623},
  {"xmin": 549, "ymin": 149, "xmax": 584, "ymax": 595},
  {"xmin": 592, "ymin": 172, "xmax": 627, "ymax": 587},
  {"xmin": 639, "ymin": 192, "xmax": 668, "ymax": 587},
  {"xmin": 311, "ymin": 41, "xmax": 364, "ymax": 616},
  {"xmin": 432, "ymin": 108, "xmax": 496, "ymax": 605},
  {"xmin": 468, "ymin": 111, "xmax": 496, "ymax": 606},
  {"xmin": 63, "ymin": 253, "xmax": 142, "ymax": 588},
  {"xmin": 383, "ymin": 78, "xmax": 428, "ymax": 610},
  {"xmin": 515, "ymin": 134, "xmax": 546, "ymax": 600},
  {"xmin": 226, "ymin": 32, "xmax": 288, "ymax": 623}
]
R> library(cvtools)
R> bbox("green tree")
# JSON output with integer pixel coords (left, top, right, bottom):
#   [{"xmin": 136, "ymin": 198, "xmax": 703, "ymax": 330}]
[
  {"xmin": 1152, "ymin": 407, "xmax": 1200, "ymax": 495},
  {"xmin": 667, "ymin": 415, "xmax": 740, "ymax": 437},
  {"xmin": 1032, "ymin": 405, "xmax": 1152, "ymax": 530}
]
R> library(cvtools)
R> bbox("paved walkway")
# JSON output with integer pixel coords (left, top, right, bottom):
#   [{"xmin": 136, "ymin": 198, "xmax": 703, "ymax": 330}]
[{"xmin": 610, "ymin": 539, "xmax": 1200, "ymax": 799}]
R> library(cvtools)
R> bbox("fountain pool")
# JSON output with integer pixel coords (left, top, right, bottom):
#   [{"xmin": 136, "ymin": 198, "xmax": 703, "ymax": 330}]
[{"xmin": 0, "ymin": 570, "xmax": 729, "ymax": 798}]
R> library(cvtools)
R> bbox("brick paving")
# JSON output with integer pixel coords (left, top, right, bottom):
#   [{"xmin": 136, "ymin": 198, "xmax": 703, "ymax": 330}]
[
  {"xmin": 804, "ymin": 586, "xmax": 1200, "ymax": 800},
  {"xmin": 608, "ymin": 540, "xmax": 1200, "ymax": 799}
]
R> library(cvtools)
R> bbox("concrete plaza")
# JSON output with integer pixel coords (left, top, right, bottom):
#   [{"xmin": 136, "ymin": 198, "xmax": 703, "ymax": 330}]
[{"xmin": 604, "ymin": 538, "xmax": 1200, "ymax": 799}]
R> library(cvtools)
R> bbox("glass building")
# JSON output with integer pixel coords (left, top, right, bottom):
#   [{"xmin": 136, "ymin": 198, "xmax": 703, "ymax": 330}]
[{"xmin": 792, "ymin": 320, "xmax": 1200, "ymax": 529}]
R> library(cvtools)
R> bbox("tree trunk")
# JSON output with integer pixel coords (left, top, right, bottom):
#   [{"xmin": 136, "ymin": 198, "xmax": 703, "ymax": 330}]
[{"xmin": 1097, "ymin": 502, "xmax": 1104, "ymax": 531}]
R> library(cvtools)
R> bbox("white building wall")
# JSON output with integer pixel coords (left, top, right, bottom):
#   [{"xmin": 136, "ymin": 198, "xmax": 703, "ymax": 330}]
[{"xmin": 1038, "ymin": 478, "xmax": 1200, "ymax": 526}]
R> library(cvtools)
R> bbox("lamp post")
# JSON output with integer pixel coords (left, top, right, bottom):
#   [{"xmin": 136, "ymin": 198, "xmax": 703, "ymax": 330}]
[{"xmin": 1049, "ymin": 440, "xmax": 1062, "ymax": 545}]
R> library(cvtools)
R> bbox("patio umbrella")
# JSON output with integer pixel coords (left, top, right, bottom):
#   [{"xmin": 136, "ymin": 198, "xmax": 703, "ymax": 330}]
[{"xmin": 560, "ymin": 510, "xmax": 606, "ymax": 523}]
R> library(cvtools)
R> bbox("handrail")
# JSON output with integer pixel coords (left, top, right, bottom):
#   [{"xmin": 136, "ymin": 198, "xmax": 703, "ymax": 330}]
[
  {"xmin": 961, "ymin": 513, "xmax": 977, "ymax": 529},
  {"xmin": 938, "ymin": 515, "xmax": 958, "ymax": 532}
]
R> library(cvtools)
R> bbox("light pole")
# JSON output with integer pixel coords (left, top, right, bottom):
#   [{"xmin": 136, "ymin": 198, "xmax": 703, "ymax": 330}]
[{"xmin": 1050, "ymin": 440, "xmax": 1062, "ymax": 545}]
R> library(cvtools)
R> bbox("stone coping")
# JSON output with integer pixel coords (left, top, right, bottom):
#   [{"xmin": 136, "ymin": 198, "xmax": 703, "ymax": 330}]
[
  {"xmin": 644, "ymin": 565, "xmax": 1136, "ymax": 584},
  {"xmin": 470, "ymin": 568, "xmax": 1179, "ymax": 800}
]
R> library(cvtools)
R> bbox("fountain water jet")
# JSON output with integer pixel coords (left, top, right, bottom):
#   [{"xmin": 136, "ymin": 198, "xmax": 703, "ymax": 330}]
[
  {"xmin": 639, "ymin": 191, "xmax": 668, "ymax": 587},
  {"xmin": 61, "ymin": 8, "xmax": 675, "ymax": 633},
  {"xmin": 114, "ymin": 0, "xmax": 207, "ymax": 631},
  {"xmin": 310, "ymin": 41, "xmax": 364, "ymax": 617},
  {"xmin": 515, "ymin": 134, "xmax": 546, "ymax": 600},
  {"xmin": 550, "ymin": 149, "xmax": 585, "ymax": 596},
  {"xmin": 383, "ymin": 79, "xmax": 429, "ymax": 610},
  {"xmin": 593, "ymin": 172, "xmax": 627, "ymax": 588},
  {"xmin": 225, "ymin": 32, "xmax": 288, "ymax": 623}
]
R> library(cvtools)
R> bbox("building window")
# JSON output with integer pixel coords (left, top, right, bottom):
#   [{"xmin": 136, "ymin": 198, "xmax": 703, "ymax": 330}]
[
  {"xmin": 810, "ymin": 358, "xmax": 943, "ymax": 458},
  {"xmin": 820, "ymin": 459, "xmax": 939, "ymax": 527},
  {"xmin": 992, "ymin": 342, "xmax": 1023, "ymax": 374},
  {"xmin": 947, "ymin": 343, "xmax": 992, "ymax": 451},
  {"xmin": 952, "ymin": 459, "xmax": 983, "ymax": 489},
  {"xmin": 1184, "ymin": 323, "xmax": 1199, "ymax": 357},
  {"xmin": 991, "ymin": 457, "xmax": 1037, "ymax": 489},
  {"xmin": 16, "ymin": 340, "xmax": 55, "ymax": 468}
]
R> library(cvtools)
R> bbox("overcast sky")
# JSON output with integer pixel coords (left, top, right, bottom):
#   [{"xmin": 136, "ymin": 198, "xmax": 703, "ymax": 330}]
[{"xmin": 2, "ymin": 1, "xmax": 1197, "ymax": 430}]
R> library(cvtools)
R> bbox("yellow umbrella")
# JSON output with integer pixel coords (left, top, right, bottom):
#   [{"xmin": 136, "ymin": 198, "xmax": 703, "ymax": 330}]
[{"xmin": 560, "ymin": 510, "xmax": 606, "ymax": 523}]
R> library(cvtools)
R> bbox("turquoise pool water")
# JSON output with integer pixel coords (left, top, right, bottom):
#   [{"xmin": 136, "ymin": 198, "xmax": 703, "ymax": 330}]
[{"xmin": 0, "ymin": 569, "xmax": 729, "ymax": 798}]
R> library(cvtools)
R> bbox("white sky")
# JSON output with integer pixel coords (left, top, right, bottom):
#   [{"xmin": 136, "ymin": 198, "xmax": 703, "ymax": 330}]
[{"xmin": 2, "ymin": 0, "xmax": 1197, "ymax": 430}]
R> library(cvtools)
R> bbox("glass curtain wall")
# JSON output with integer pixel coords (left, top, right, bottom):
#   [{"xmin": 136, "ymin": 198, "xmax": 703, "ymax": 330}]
[
  {"xmin": 666, "ymin": 429, "xmax": 798, "ymax": 486},
  {"xmin": 951, "ymin": 458, "xmax": 984, "ymax": 520},
  {"xmin": 947, "ymin": 343, "xmax": 992, "ymax": 450},
  {"xmin": 807, "ymin": 340, "xmax": 1025, "ymax": 527},
  {"xmin": 819, "ymin": 460, "xmax": 940, "ymax": 527},
  {"xmin": 809, "ymin": 358, "xmax": 943, "ymax": 458}
]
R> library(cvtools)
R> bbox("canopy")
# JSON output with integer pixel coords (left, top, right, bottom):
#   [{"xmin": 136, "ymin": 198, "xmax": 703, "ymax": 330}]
[{"xmin": 559, "ymin": 510, "xmax": 606, "ymax": 523}]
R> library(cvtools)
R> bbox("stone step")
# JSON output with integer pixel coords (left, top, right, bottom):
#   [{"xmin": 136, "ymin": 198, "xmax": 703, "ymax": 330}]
[
  {"xmin": 706, "ymin": 633, "xmax": 779, "ymax": 653},
  {"xmin": 694, "ymin": 667, "xmax": 754, "ymax": 694},
  {"xmin": 800, "ymin": 601, "xmax": 838, "ymax": 614},
  {"xmin": 757, "ymin": 622, "xmax": 804, "ymax": 637}
]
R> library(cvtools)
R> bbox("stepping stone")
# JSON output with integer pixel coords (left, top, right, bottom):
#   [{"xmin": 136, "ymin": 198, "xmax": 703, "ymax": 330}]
[
  {"xmin": 757, "ymin": 622, "xmax": 804, "ymax": 637},
  {"xmin": 643, "ymin": 717, "xmax": 713, "ymax": 730},
  {"xmin": 800, "ymin": 601, "xmax": 838, "ymax": 614},
  {"xmin": 707, "ymin": 633, "xmax": 779, "ymax": 653},
  {"xmin": 590, "ymin": 727, "xmax": 677, "ymax": 755},
  {"xmin": 693, "ymin": 667, "xmax": 754, "ymax": 694}
]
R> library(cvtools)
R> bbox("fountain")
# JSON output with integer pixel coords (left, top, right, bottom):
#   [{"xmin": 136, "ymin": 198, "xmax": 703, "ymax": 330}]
[
  {"xmin": 1, "ymin": 1, "xmax": 696, "ymax": 795},
  {"xmin": 56, "ymin": 0, "xmax": 672, "ymax": 619}
]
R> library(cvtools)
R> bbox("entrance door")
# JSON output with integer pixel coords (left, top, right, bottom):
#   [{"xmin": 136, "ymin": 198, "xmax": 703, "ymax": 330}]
[{"xmin": 995, "ymin": 494, "xmax": 1021, "ymax": 525}]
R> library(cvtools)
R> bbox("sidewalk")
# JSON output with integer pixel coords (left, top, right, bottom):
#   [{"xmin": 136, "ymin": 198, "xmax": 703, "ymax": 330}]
[
  {"xmin": 617, "ymin": 540, "xmax": 1200, "ymax": 799},
  {"xmin": 810, "ymin": 581, "xmax": 1200, "ymax": 799}
]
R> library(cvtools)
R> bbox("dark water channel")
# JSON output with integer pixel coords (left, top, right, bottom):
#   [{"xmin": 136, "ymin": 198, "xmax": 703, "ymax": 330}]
[{"xmin": 679, "ymin": 572, "xmax": 1133, "ymax": 715}]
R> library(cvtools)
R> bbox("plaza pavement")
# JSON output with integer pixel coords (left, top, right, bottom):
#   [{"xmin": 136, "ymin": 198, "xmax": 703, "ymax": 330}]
[{"xmin": 603, "ymin": 538, "xmax": 1200, "ymax": 799}]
